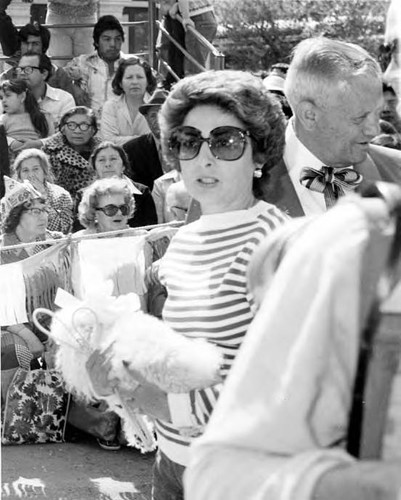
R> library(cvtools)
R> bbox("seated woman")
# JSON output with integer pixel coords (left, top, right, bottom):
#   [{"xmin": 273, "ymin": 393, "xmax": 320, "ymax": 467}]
[
  {"xmin": 14, "ymin": 149, "xmax": 73, "ymax": 234},
  {"xmin": 76, "ymin": 177, "xmax": 137, "ymax": 237},
  {"xmin": 1, "ymin": 176, "xmax": 63, "ymax": 406},
  {"xmin": 87, "ymin": 141, "xmax": 157, "ymax": 228},
  {"xmin": 41, "ymin": 106, "xmax": 100, "ymax": 202},
  {"xmin": 100, "ymin": 57, "xmax": 157, "ymax": 146},
  {"xmin": 72, "ymin": 176, "xmax": 152, "ymax": 450}
]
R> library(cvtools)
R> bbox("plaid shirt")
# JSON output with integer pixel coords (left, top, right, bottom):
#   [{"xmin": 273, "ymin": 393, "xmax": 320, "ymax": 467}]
[{"xmin": 45, "ymin": 182, "xmax": 73, "ymax": 234}]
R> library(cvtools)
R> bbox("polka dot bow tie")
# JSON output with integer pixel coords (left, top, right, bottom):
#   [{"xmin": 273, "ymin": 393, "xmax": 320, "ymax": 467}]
[{"xmin": 299, "ymin": 166, "xmax": 363, "ymax": 208}]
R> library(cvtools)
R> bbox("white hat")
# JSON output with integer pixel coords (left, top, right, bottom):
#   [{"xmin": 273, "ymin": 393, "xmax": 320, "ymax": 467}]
[
  {"xmin": 262, "ymin": 73, "xmax": 286, "ymax": 94},
  {"xmin": 1, "ymin": 176, "xmax": 42, "ymax": 222}
]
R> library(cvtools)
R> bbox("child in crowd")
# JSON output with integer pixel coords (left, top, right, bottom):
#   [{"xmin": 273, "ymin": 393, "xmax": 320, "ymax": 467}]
[{"xmin": 0, "ymin": 79, "xmax": 53, "ymax": 161}]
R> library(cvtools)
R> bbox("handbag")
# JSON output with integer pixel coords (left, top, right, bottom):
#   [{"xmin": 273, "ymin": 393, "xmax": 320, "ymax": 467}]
[{"xmin": 1, "ymin": 368, "xmax": 70, "ymax": 445}]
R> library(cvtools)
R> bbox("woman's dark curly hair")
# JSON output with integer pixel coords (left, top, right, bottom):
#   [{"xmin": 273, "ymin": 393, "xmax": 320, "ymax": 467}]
[
  {"xmin": 158, "ymin": 70, "xmax": 286, "ymax": 197},
  {"xmin": 111, "ymin": 57, "xmax": 157, "ymax": 96},
  {"xmin": 2, "ymin": 196, "xmax": 46, "ymax": 234}
]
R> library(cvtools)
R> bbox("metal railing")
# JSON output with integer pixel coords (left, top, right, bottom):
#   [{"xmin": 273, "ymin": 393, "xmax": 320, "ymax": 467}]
[{"xmin": 0, "ymin": 10, "xmax": 225, "ymax": 78}]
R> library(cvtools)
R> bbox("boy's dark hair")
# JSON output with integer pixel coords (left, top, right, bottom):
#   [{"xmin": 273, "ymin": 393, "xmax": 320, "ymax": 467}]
[
  {"xmin": 93, "ymin": 15, "xmax": 125, "ymax": 48},
  {"xmin": 19, "ymin": 22, "xmax": 50, "ymax": 53}
]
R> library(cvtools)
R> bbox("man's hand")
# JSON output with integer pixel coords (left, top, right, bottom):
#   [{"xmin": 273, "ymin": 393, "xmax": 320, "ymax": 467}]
[{"xmin": 314, "ymin": 460, "xmax": 401, "ymax": 500}]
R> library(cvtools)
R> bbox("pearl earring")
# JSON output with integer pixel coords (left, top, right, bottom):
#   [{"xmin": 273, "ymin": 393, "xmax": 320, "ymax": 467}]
[{"xmin": 253, "ymin": 168, "xmax": 262, "ymax": 179}]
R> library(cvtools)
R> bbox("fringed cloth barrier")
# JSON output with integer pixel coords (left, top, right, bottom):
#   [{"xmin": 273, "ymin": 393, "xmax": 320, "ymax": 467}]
[
  {"xmin": 0, "ymin": 241, "xmax": 72, "ymax": 327},
  {"xmin": 0, "ymin": 222, "xmax": 182, "ymax": 326}
]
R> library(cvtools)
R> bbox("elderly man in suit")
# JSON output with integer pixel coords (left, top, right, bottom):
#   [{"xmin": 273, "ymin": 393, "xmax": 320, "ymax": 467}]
[{"xmin": 260, "ymin": 37, "xmax": 401, "ymax": 217}]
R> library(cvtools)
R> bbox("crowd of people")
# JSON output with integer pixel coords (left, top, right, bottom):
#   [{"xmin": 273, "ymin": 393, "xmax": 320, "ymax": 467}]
[{"xmin": 1, "ymin": 1, "xmax": 401, "ymax": 500}]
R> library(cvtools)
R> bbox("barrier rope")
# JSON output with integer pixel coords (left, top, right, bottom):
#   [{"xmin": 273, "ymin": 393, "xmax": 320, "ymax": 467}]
[{"xmin": 0, "ymin": 221, "xmax": 183, "ymax": 252}]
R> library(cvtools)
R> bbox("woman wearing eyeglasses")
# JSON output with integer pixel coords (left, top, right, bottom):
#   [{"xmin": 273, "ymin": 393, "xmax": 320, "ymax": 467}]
[
  {"xmin": 41, "ymin": 106, "xmax": 101, "ymax": 203},
  {"xmin": 76, "ymin": 177, "xmax": 135, "ymax": 236},
  {"xmin": 1, "ymin": 176, "xmax": 63, "ymax": 405},
  {"xmin": 87, "ymin": 70, "xmax": 288, "ymax": 498},
  {"xmin": 73, "ymin": 176, "xmax": 153, "ymax": 451}
]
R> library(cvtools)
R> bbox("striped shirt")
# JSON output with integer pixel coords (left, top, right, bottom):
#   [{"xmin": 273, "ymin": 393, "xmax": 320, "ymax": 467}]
[{"xmin": 157, "ymin": 200, "xmax": 287, "ymax": 465}]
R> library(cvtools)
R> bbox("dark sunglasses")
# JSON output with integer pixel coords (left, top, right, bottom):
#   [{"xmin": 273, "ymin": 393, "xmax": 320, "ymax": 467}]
[
  {"xmin": 168, "ymin": 126, "xmax": 251, "ymax": 161},
  {"xmin": 95, "ymin": 204, "xmax": 129, "ymax": 217}
]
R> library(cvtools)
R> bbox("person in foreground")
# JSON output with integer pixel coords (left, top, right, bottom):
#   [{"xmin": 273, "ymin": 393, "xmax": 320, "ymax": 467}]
[
  {"xmin": 87, "ymin": 69, "xmax": 288, "ymax": 499},
  {"xmin": 260, "ymin": 37, "xmax": 401, "ymax": 216},
  {"xmin": 184, "ymin": 188, "xmax": 401, "ymax": 500}
]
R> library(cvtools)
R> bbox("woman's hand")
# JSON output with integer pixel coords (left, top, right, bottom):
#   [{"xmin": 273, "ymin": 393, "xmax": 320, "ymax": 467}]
[
  {"xmin": 181, "ymin": 17, "xmax": 195, "ymax": 31},
  {"xmin": 120, "ymin": 382, "xmax": 171, "ymax": 422},
  {"xmin": 86, "ymin": 348, "xmax": 119, "ymax": 398},
  {"xmin": 145, "ymin": 260, "xmax": 161, "ymax": 287},
  {"xmin": 168, "ymin": 2, "xmax": 180, "ymax": 18}
]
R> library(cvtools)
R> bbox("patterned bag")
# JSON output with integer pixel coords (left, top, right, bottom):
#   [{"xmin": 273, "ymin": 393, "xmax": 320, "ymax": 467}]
[{"xmin": 1, "ymin": 368, "xmax": 70, "ymax": 445}]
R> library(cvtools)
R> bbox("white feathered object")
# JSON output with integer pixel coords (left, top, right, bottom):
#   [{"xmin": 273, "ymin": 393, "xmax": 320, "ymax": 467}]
[{"xmin": 33, "ymin": 287, "xmax": 222, "ymax": 450}]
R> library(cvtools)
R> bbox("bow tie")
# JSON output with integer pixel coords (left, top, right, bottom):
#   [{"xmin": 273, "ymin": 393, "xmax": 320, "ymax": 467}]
[{"xmin": 299, "ymin": 166, "xmax": 363, "ymax": 208}]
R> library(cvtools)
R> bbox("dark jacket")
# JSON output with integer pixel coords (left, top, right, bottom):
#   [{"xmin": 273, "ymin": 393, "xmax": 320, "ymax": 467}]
[
  {"xmin": 123, "ymin": 133, "xmax": 164, "ymax": 191},
  {"xmin": 260, "ymin": 144, "xmax": 401, "ymax": 217}
]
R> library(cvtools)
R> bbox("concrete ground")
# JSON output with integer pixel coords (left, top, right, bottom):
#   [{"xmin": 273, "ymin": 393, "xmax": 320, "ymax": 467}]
[{"xmin": 1, "ymin": 434, "xmax": 154, "ymax": 500}]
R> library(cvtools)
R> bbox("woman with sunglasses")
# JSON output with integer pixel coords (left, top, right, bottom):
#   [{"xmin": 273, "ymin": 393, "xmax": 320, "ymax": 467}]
[
  {"xmin": 76, "ymin": 177, "xmax": 135, "ymax": 236},
  {"xmin": 87, "ymin": 70, "xmax": 288, "ymax": 498},
  {"xmin": 74, "ymin": 176, "xmax": 153, "ymax": 451}
]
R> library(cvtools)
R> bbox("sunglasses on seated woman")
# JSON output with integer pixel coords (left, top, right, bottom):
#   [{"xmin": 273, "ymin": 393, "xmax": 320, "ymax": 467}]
[
  {"xmin": 95, "ymin": 204, "xmax": 130, "ymax": 216},
  {"xmin": 168, "ymin": 126, "xmax": 251, "ymax": 161}
]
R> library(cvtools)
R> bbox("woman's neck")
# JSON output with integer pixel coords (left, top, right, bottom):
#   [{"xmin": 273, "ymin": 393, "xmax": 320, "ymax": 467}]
[
  {"xmin": 7, "ymin": 108, "xmax": 26, "ymax": 116},
  {"xmin": 125, "ymin": 94, "xmax": 143, "ymax": 116}
]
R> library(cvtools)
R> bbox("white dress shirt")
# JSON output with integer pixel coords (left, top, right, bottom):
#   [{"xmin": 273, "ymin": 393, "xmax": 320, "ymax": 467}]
[
  {"xmin": 284, "ymin": 120, "xmax": 357, "ymax": 216},
  {"xmin": 38, "ymin": 83, "xmax": 76, "ymax": 131}
]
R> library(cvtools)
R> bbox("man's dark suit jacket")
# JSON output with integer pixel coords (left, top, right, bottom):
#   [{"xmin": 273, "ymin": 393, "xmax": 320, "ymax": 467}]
[
  {"xmin": 260, "ymin": 144, "xmax": 401, "ymax": 217},
  {"xmin": 123, "ymin": 134, "xmax": 163, "ymax": 191}
]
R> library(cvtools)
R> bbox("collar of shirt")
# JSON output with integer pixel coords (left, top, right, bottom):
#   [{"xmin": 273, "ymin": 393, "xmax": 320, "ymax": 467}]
[
  {"xmin": 38, "ymin": 83, "xmax": 60, "ymax": 103},
  {"xmin": 283, "ymin": 119, "xmax": 354, "ymax": 216}
]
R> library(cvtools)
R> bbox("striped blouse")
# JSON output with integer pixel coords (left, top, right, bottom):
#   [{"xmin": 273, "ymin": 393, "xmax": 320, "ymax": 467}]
[{"xmin": 157, "ymin": 200, "xmax": 287, "ymax": 466}]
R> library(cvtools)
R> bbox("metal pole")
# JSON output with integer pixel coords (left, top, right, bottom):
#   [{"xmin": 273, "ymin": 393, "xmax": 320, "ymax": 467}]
[{"xmin": 148, "ymin": 1, "xmax": 157, "ymax": 69}]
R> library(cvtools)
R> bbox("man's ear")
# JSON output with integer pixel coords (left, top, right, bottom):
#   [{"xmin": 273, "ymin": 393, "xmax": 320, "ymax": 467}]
[
  {"xmin": 297, "ymin": 100, "xmax": 320, "ymax": 131},
  {"xmin": 41, "ymin": 69, "xmax": 49, "ymax": 81}
]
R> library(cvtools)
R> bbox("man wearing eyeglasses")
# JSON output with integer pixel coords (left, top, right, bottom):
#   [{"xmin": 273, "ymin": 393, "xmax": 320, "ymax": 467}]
[
  {"xmin": 0, "ymin": 4, "xmax": 86, "ymax": 105},
  {"xmin": 16, "ymin": 52, "xmax": 75, "ymax": 131}
]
